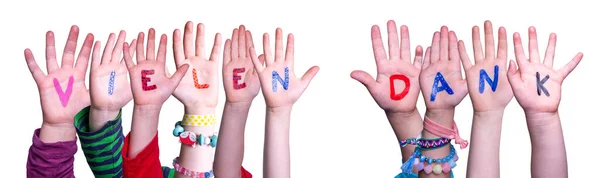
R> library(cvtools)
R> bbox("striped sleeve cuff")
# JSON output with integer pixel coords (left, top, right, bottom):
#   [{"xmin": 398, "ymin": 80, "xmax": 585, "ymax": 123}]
[{"xmin": 74, "ymin": 106, "xmax": 124, "ymax": 178}]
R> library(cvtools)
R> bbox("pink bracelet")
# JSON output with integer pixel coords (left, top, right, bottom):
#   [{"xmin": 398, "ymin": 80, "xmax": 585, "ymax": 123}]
[
  {"xmin": 172, "ymin": 157, "xmax": 214, "ymax": 178},
  {"xmin": 423, "ymin": 116, "xmax": 469, "ymax": 149}
]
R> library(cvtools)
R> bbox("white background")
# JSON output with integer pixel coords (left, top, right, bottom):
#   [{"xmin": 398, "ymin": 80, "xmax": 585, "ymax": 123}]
[{"xmin": 1, "ymin": 0, "xmax": 598, "ymax": 177}]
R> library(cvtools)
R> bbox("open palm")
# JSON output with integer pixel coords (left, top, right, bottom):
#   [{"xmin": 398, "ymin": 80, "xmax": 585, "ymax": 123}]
[
  {"xmin": 223, "ymin": 25, "xmax": 262, "ymax": 103},
  {"xmin": 24, "ymin": 25, "xmax": 94, "ymax": 124},
  {"xmin": 459, "ymin": 21, "xmax": 513, "ymax": 112},
  {"xmin": 351, "ymin": 20, "xmax": 423, "ymax": 113},
  {"xmin": 172, "ymin": 22, "xmax": 221, "ymax": 108},
  {"xmin": 90, "ymin": 31, "xmax": 134, "ymax": 111},
  {"xmin": 420, "ymin": 27, "xmax": 468, "ymax": 110},
  {"xmin": 123, "ymin": 29, "xmax": 189, "ymax": 106},
  {"xmin": 507, "ymin": 27, "xmax": 582, "ymax": 113},
  {"xmin": 249, "ymin": 28, "xmax": 319, "ymax": 108}
]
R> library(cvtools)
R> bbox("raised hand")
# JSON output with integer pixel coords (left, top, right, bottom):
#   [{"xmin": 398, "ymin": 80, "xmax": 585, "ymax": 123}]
[
  {"xmin": 90, "ymin": 31, "xmax": 135, "ymax": 112},
  {"xmin": 420, "ymin": 27, "xmax": 468, "ymax": 111},
  {"xmin": 123, "ymin": 29, "xmax": 190, "ymax": 107},
  {"xmin": 459, "ymin": 21, "xmax": 513, "ymax": 112},
  {"xmin": 223, "ymin": 25, "xmax": 263, "ymax": 103},
  {"xmin": 172, "ymin": 22, "xmax": 221, "ymax": 111},
  {"xmin": 507, "ymin": 27, "xmax": 583, "ymax": 114},
  {"xmin": 24, "ymin": 25, "xmax": 94, "ymax": 141},
  {"xmin": 248, "ymin": 28, "xmax": 319, "ymax": 108},
  {"xmin": 351, "ymin": 20, "xmax": 423, "ymax": 114}
]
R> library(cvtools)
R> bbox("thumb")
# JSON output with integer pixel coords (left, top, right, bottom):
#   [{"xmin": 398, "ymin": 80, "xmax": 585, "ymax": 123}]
[
  {"xmin": 170, "ymin": 64, "xmax": 190, "ymax": 87},
  {"xmin": 301, "ymin": 66, "xmax": 320, "ymax": 88},
  {"xmin": 506, "ymin": 60, "xmax": 521, "ymax": 85},
  {"xmin": 350, "ymin": 70, "xmax": 376, "ymax": 88}
]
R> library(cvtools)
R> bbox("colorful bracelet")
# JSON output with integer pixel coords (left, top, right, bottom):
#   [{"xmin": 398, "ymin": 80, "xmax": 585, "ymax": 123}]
[
  {"xmin": 172, "ymin": 157, "xmax": 214, "ymax": 178},
  {"xmin": 401, "ymin": 145, "xmax": 458, "ymax": 175},
  {"xmin": 400, "ymin": 138, "xmax": 418, "ymax": 147},
  {"xmin": 181, "ymin": 114, "xmax": 216, "ymax": 127},
  {"xmin": 418, "ymin": 138, "xmax": 451, "ymax": 150},
  {"xmin": 173, "ymin": 122, "xmax": 218, "ymax": 148}
]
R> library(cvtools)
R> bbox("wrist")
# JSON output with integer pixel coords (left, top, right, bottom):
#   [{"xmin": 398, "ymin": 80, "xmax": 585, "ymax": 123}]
[
  {"xmin": 525, "ymin": 111, "xmax": 560, "ymax": 129},
  {"xmin": 424, "ymin": 108, "xmax": 455, "ymax": 127},
  {"xmin": 473, "ymin": 109, "xmax": 505, "ymax": 124},
  {"xmin": 39, "ymin": 122, "xmax": 76, "ymax": 143},
  {"xmin": 225, "ymin": 101, "xmax": 253, "ymax": 109},
  {"xmin": 184, "ymin": 105, "xmax": 216, "ymax": 115},
  {"xmin": 385, "ymin": 109, "xmax": 420, "ymax": 120}
]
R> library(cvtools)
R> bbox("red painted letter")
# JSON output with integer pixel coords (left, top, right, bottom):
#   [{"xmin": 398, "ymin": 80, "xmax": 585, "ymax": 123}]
[
  {"xmin": 192, "ymin": 69, "xmax": 210, "ymax": 89},
  {"xmin": 233, "ymin": 68, "xmax": 246, "ymax": 90},
  {"xmin": 389, "ymin": 74, "xmax": 410, "ymax": 100},
  {"xmin": 141, "ymin": 69, "xmax": 157, "ymax": 91}
]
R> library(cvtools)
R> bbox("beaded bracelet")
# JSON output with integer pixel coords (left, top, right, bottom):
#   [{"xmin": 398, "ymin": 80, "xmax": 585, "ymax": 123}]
[
  {"xmin": 173, "ymin": 122, "xmax": 218, "ymax": 148},
  {"xmin": 401, "ymin": 145, "xmax": 458, "ymax": 175},
  {"xmin": 172, "ymin": 157, "xmax": 214, "ymax": 178}
]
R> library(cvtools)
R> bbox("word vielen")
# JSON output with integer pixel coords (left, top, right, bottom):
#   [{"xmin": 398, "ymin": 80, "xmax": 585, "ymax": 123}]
[
  {"xmin": 479, "ymin": 65, "xmax": 499, "ymax": 94},
  {"xmin": 430, "ymin": 72, "xmax": 454, "ymax": 101},
  {"xmin": 192, "ymin": 69, "xmax": 210, "ymax": 89},
  {"xmin": 389, "ymin": 74, "xmax": 411, "ymax": 100},
  {"xmin": 272, "ymin": 67, "xmax": 290, "ymax": 92},
  {"xmin": 53, "ymin": 76, "xmax": 74, "ymax": 107},
  {"xmin": 233, "ymin": 68, "xmax": 247, "ymax": 90},
  {"xmin": 141, "ymin": 69, "xmax": 157, "ymax": 91}
]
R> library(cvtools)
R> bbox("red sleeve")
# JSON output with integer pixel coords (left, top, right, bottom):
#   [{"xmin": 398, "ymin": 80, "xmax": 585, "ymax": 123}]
[
  {"xmin": 240, "ymin": 166, "xmax": 252, "ymax": 178},
  {"xmin": 122, "ymin": 132, "xmax": 163, "ymax": 178}
]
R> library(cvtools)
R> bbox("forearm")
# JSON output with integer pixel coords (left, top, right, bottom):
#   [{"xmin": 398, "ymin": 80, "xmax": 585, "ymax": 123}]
[
  {"xmin": 526, "ymin": 112, "xmax": 567, "ymax": 178},
  {"xmin": 386, "ymin": 110, "xmax": 423, "ymax": 162},
  {"xmin": 420, "ymin": 109, "xmax": 454, "ymax": 178},
  {"xmin": 89, "ymin": 107, "xmax": 120, "ymax": 132},
  {"xmin": 214, "ymin": 101, "xmax": 252, "ymax": 178},
  {"xmin": 264, "ymin": 107, "xmax": 292, "ymax": 178},
  {"xmin": 128, "ymin": 104, "xmax": 161, "ymax": 158},
  {"xmin": 466, "ymin": 110, "xmax": 504, "ymax": 178},
  {"xmin": 175, "ymin": 106, "xmax": 216, "ymax": 178}
]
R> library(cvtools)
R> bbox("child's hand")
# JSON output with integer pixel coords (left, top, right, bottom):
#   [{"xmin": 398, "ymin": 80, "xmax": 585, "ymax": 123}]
[
  {"xmin": 351, "ymin": 21, "xmax": 423, "ymax": 114},
  {"xmin": 24, "ymin": 25, "xmax": 94, "ymax": 127},
  {"xmin": 222, "ymin": 25, "xmax": 262, "ymax": 104},
  {"xmin": 90, "ymin": 31, "xmax": 135, "ymax": 112},
  {"xmin": 248, "ymin": 28, "xmax": 319, "ymax": 109},
  {"xmin": 459, "ymin": 21, "xmax": 513, "ymax": 112},
  {"xmin": 172, "ymin": 22, "xmax": 221, "ymax": 111},
  {"xmin": 420, "ymin": 27, "xmax": 468, "ymax": 112},
  {"xmin": 123, "ymin": 29, "xmax": 189, "ymax": 107},
  {"xmin": 507, "ymin": 27, "xmax": 582, "ymax": 115}
]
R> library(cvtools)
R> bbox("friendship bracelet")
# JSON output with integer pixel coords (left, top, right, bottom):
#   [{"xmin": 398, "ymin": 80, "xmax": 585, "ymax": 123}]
[
  {"xmin": 173, "ymin": 122, "xmax": 218, "ymax": 148},
  {"xmin": 401, "ymin": 145, "xmax": 458, "ymax": 175},
  {"xmin": 423, "ymin": 116, "xmax": 469, "ymax": 149},
  {"xmin": 172, "ymin": 157, "xmax": 214, "ymax": 178},
  {"xmin": 181, "ymin": 114, "xmax": 216, "ymax": 127},
  {"xmin": 418, "ymin": 138, "xmax": 451, "ymax": 150}
]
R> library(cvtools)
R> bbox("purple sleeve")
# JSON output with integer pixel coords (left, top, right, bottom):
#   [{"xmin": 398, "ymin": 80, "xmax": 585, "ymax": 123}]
[{"xmin": 27, "ymin": 128, "xmax": 77, "ymax": 178}]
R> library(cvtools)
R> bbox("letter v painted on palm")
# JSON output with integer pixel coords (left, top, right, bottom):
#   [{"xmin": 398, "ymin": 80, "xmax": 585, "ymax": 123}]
[{"xmin": 53, "ymin": 76, "xmax": 74, "ymax": 107}]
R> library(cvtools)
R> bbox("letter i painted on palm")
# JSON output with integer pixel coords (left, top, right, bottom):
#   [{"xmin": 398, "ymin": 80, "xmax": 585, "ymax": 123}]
[
  {"xmin": 141, "ymin": 69, "xmax": 157, "ymax": 91},
  {"xmin": 53, "ymin": 75, "xmax": 74, "ymax": 107},
  {"xmin": 272, "ymin": 67, "xmax": 290, "ymax": 92},
  {"xmin": 430, "ymin": 72, "xmax": 454, "ymax": 102},
  {"xmin": 478, "ymin": 65, "xmax": 499, "ymax": 93},
  {"xmin": 233, "ymin": 68, "xmax": 247, "ymax": 90},
  {"xmin": 108, "ymin": 71, "xmax": 116, "ymax": 95},
  {"xmin": 192, "ymin": 69, "xmax": 210, "ymax": 89}
]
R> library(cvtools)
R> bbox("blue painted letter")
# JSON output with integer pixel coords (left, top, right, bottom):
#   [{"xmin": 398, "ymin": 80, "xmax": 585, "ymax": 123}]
[
  {"xmin": 430, "ymin": 72, "xmax": 454, "ymax": 101},
  {"xmin": 272, "ymin": 67, "xmax": 290, "ymax": 92},
  {"xmin": 478, "ymin": 65, "xmax": 499, "ymax": 94}
]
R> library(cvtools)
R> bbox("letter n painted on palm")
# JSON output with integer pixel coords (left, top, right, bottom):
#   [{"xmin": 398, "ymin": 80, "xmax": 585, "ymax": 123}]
[
  {"xmin": 430, "ymin": 72, "xmax": 454, "ymax": 101},
  {"xmin": 479, "ymin": 65, "xmax": 499, "ymax": 93},
  {"xmin": 272, "ymin": 67, "xmax": 290, "ymax": 92}
]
